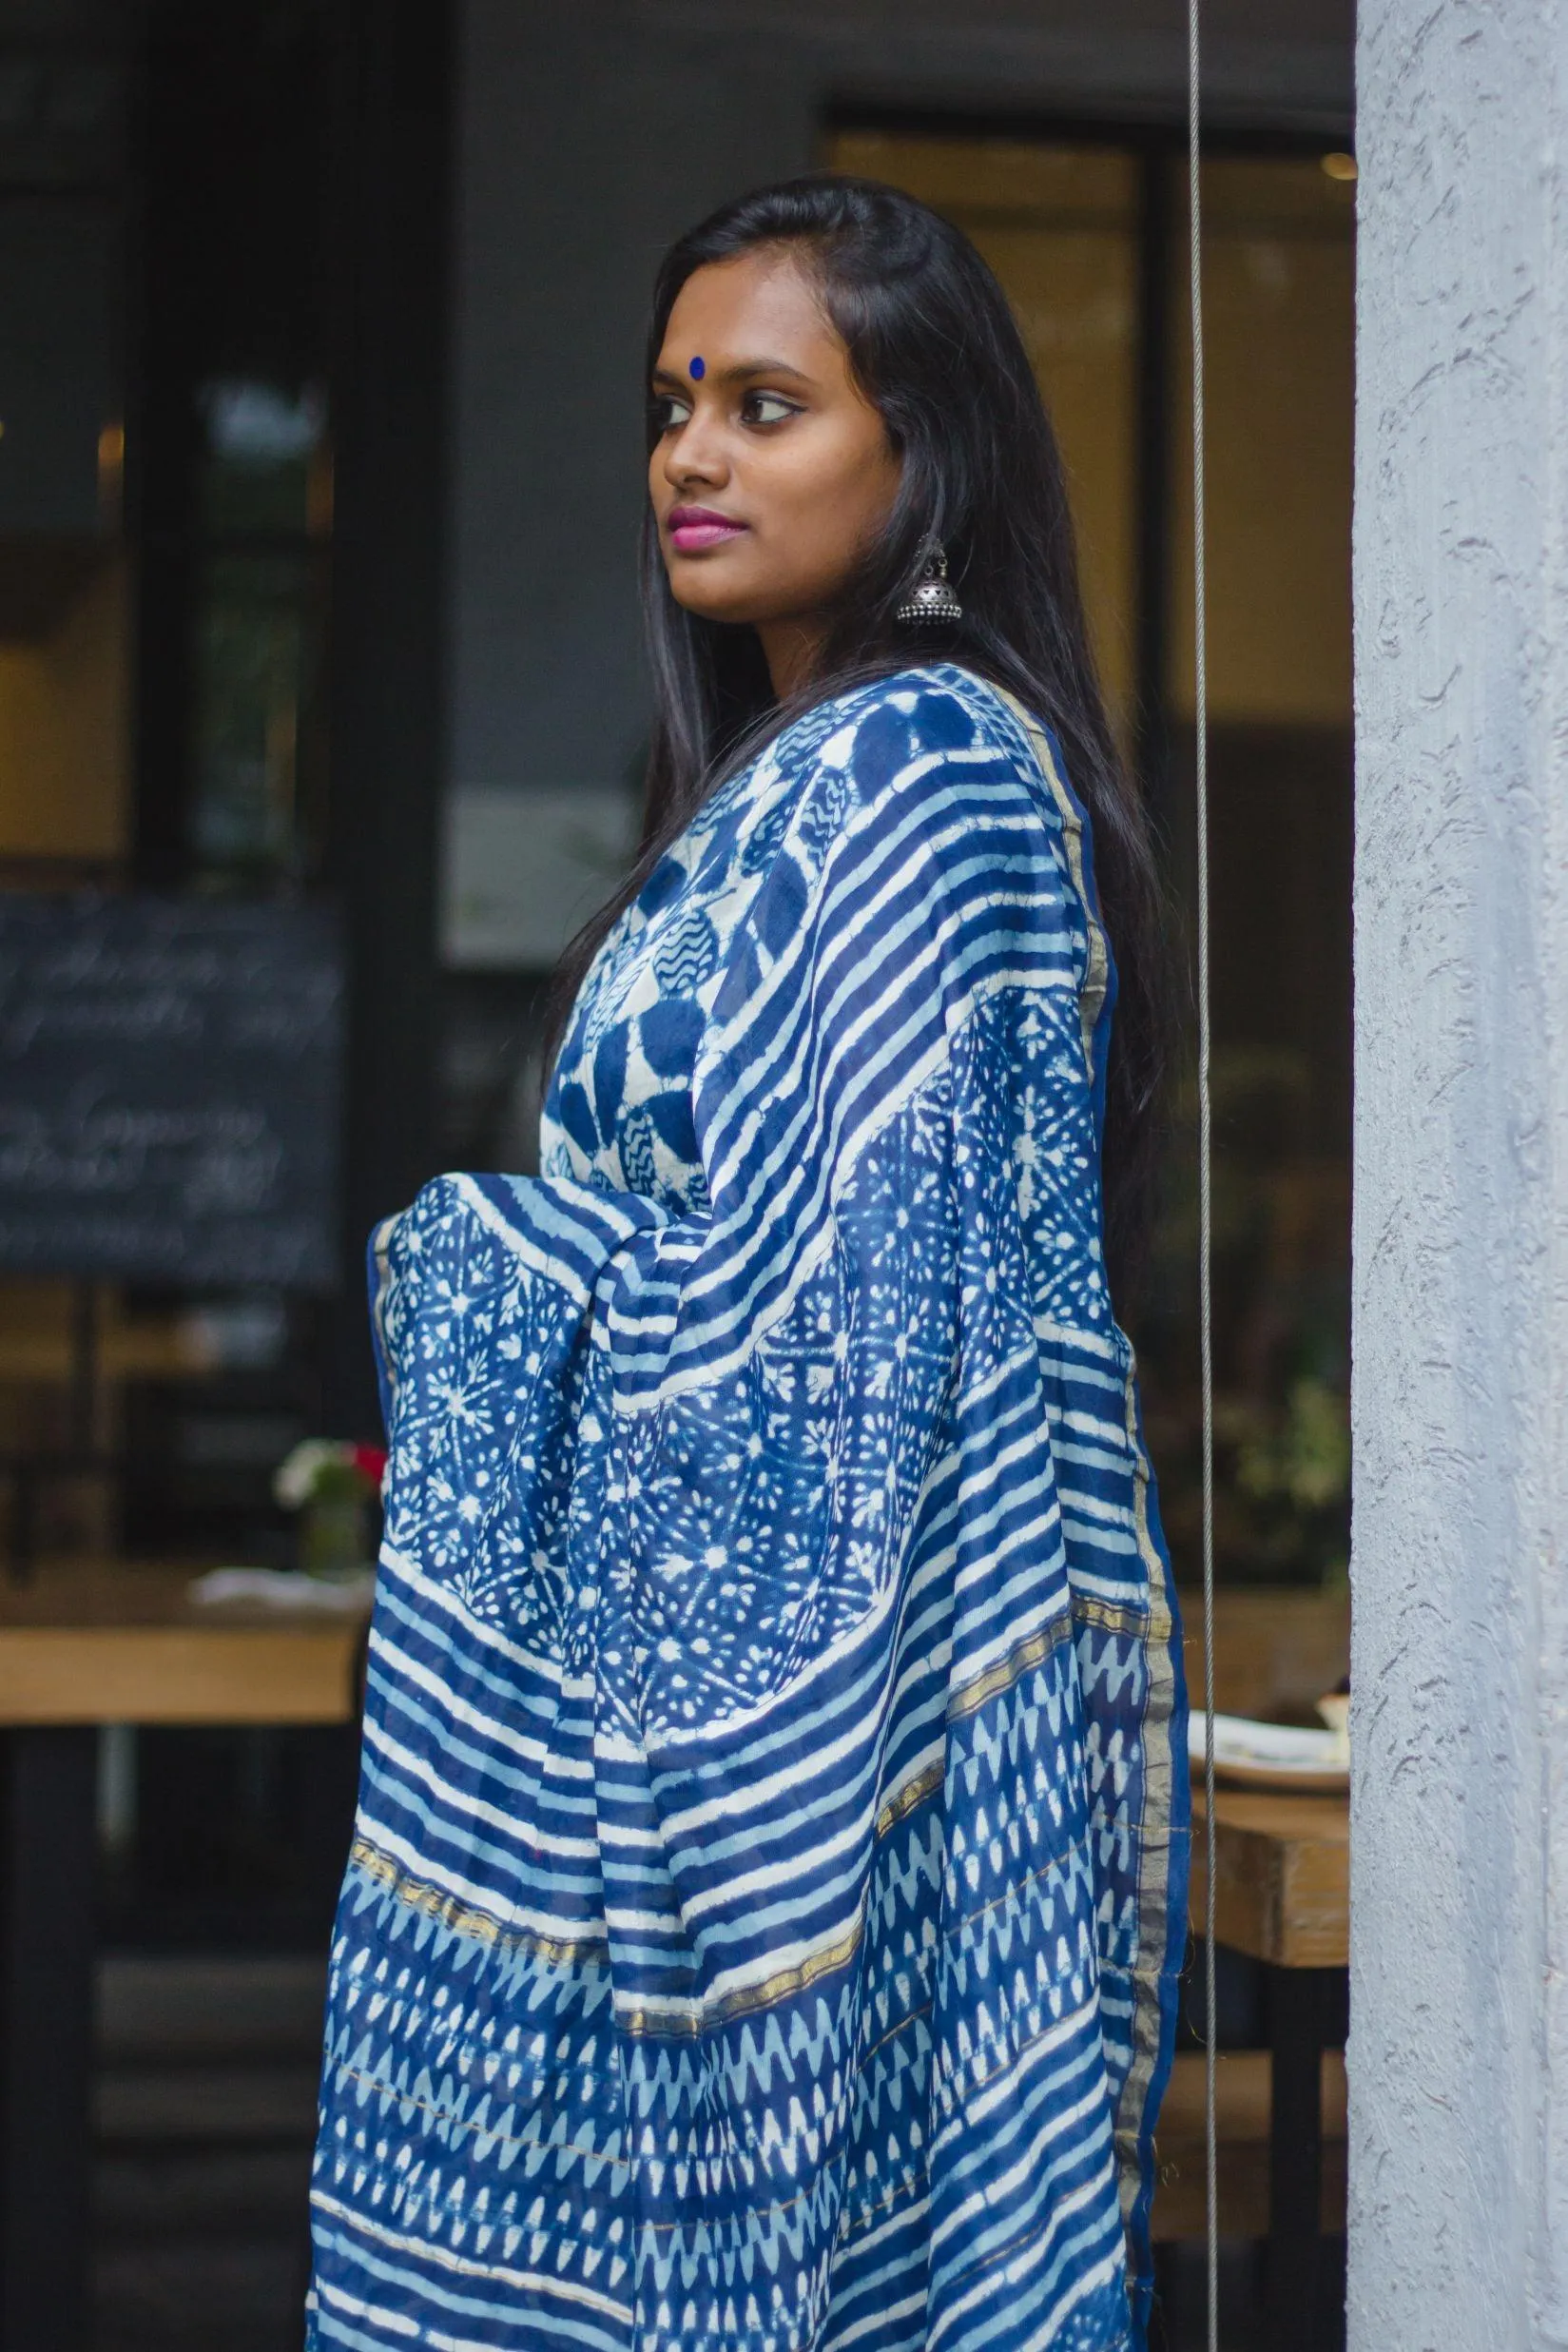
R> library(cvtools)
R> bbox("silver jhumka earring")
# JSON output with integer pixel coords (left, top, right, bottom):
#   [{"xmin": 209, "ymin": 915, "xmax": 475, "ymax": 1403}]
[{"xmin": 896, "ymin": 542, "xmax": 963, "ymax": 626}]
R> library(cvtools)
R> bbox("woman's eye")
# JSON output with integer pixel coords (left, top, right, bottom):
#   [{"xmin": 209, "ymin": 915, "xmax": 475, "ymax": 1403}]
[
  {"xmin": 650, "ymin": 393, "xmax": 692, "ymax": 433},
  {"xmin": 742, "ymin": 391, "xmax": 799, "ymax": 426}
]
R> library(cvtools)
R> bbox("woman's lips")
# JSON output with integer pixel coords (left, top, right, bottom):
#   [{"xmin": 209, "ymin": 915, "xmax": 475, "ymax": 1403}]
[{"xmin": 668, "ymin": 506, "xmax": 748, "ymax": 554}]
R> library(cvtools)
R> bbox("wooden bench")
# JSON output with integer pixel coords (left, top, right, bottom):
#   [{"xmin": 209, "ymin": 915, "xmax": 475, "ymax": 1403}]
[
  {"xmin": 1160, "ymin": 1589, "xmax": 1352, "ymax": 2337},
  {"xmin": 1152, "ymin": 2048, "xmax": 1346, "ymax": 2240}
]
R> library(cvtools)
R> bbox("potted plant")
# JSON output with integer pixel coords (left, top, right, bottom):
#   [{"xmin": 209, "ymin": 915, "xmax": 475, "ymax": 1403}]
[{"xmin": 273, "ymin": 1440, "xmax": 387, "ymax": 1580}]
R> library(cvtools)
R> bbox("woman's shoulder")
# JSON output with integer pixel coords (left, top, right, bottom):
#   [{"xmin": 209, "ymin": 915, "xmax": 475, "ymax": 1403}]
[
  {"xmin": 719, "ymin": 663, "xmax": 1078, "ymax": 967},
  {"xmin": 776, "ymin": 660, "xmax": 1040, "ymax": 769},
  {"xmin": 765, "ymin": 661, "xmax": 1070, "ymax": 856},
  {"xmin": 705, "ymin": 663, "xmax": 1090, "ymax": 1040}
]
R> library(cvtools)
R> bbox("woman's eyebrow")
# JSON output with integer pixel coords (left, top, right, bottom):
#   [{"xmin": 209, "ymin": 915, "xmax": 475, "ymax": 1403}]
[{"xmin": 724, "ymin": 357, "xmax": 814, "ymax": 383}]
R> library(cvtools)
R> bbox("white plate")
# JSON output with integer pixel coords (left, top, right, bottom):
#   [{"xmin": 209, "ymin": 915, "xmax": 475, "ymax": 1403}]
[
  {"xmin": 188, "ymin": 1566, "xmax": 376, "ymax": 1614},
  {"xmin": 1188, "ymin": 1710, "xmax": 1348, "ymax": 1791}
]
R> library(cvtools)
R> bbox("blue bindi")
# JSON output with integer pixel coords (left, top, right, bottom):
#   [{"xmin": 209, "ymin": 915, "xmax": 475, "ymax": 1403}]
[{"xmin": 688, "ymin": 356, "xmax": 707, "ymax": 379}]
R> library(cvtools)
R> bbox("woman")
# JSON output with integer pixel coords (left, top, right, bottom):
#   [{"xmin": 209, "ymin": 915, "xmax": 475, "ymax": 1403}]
[{"xmin": 308, "ymin": 177, "xmax": 1189, "ymax": 2352}]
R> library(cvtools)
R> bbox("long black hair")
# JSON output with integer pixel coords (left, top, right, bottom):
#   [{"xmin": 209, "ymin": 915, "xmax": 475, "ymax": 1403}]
[{"xmin": 543, "ymin": 174, "xmax": 1169, "ymax": 1298}]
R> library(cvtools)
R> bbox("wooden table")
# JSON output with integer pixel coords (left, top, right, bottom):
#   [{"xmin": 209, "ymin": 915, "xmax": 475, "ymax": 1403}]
[
  {"xmin": 0, "ymin": 1558, "xmax": 366, "ymax": 1726},
  {"xmin": 1191, "ymin": 1779, "xmax": 1349, "ymax": 2352},
  {"xmin": 0, "ymin": 1561, "xmax": 366, "ymax": 2352}
]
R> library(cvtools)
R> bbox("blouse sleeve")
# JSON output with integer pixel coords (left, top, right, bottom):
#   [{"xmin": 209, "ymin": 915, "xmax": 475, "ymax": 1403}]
[{"xmin": 345, "ymin": 678, "xmax": 1186, "ymax": 2352}]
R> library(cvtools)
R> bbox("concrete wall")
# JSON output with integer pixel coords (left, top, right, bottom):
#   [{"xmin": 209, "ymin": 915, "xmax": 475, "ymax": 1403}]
[
  {"xmin": 449, "ymin": 0, "xmax": 1352, "ymax": 808},
  {"xmin": 1350, "ymin": 5, "xmax": 1568, "ymax": 2344}
]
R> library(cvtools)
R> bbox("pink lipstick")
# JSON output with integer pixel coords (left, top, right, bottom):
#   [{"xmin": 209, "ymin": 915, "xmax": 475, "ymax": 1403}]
[{"xmin": 668, "ymin": 505, "xmax": 748, "ymax": 554}]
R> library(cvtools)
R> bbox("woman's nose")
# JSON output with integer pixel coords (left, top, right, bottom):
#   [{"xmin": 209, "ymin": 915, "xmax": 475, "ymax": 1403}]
[{"xmin": 662, "ymin": 411, "xmax": 726, "ymax": 490}]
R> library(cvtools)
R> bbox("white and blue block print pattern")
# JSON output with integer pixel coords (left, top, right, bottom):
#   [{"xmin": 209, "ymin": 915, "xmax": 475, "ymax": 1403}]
[{"xmin": 306, "ymin": 665, "xmax": 1190, "ymax": 2352}]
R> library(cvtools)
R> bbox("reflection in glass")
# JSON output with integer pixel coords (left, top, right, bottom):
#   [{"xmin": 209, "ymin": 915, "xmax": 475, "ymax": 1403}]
[
  {"xmin": 198, "ymin": 377, "xmax": 330, "ymax": 539},
  {"xmin": 190, "ymin": 553, "xmax": 323, "ymax": 877},
  {"xmin": 1167, "ymin": 158, "xmax": 1354, "ymax": 726},
  {"xmin": 1152, "ymin": 155, "xmax": 1355, "ymax": 1587}
]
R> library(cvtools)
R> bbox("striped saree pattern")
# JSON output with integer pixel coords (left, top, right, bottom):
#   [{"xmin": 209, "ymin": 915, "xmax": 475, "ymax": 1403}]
[{"xmin": 307, "ymin": 666, "xmax": 1189, "ymax": 2352}]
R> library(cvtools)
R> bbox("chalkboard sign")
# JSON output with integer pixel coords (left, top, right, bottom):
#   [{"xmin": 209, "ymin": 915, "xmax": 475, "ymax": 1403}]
[{"xmin": 0, "ymin": 896, "xmax": 345, "ymax": 1287}]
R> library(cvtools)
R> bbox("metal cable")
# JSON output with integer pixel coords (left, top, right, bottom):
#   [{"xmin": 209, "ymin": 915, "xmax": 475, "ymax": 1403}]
[{"xmin": 1186, "ymin": 1, "xmax": 1220, "ymax": 2346}]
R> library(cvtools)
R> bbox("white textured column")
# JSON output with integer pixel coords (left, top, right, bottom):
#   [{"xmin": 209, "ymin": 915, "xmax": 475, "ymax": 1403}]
[{"xmin": 1352, "ymin": 5, "xmax": 1568, "ymax": 2346}]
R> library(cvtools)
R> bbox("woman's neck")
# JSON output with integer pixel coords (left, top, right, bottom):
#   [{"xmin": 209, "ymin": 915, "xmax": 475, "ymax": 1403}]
[{"xmin": 756, "ymin": 615, "xmax": 829, "ymax": 701}]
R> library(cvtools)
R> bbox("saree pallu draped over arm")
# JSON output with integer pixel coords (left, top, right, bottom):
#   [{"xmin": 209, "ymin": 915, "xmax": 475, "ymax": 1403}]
[{"xmin": 307, "ymin": 666, "xmax": 1189, "ymax": 2352}]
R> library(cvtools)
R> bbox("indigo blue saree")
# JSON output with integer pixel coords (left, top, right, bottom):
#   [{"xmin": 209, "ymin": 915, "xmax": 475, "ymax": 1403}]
[{"xmin": 307, "ymin": 665, "xmax": 1190, "ymax": 2352}]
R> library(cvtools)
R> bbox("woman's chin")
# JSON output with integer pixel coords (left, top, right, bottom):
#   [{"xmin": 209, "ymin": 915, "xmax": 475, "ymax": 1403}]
[{"xmin": 667, "ymin": 582, "xmax": 769, "ymax": 629}]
